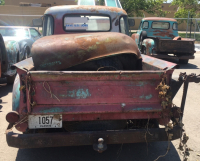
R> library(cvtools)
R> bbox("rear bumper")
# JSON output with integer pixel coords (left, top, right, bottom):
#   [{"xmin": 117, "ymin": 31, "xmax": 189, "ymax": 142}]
[
  {"xmin": 6, "ymin": 126, "xmax": 182, "ymax": 149},
  {"xmin": 151, "ymin": 54, "xmax": 195, "ymax": 60}
]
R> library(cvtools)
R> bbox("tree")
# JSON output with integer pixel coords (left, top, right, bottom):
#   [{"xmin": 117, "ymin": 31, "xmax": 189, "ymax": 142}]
[
  {"xmin": 171, "ymin": 0, "xmax": 200, "ymax": 20},
  {"xmin": 75, "ymin": 0, "xmax": 167, "ymax": 17},
  {"xmin": 120, "ymin": 0, "xmax": 167, "ymax": 17},
  {"xmin": 0, "ymin": 0, "xmax": 5, "ymax": 5}
]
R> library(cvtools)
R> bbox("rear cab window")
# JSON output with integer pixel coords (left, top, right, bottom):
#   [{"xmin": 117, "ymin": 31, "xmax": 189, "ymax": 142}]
[
  {"xmin": 152, "ymin": 22, "xmax": 170, "ymax": 29},
  {"xmin": 63, "ymin": 15, "xmax": 111, "ymax": 32}
]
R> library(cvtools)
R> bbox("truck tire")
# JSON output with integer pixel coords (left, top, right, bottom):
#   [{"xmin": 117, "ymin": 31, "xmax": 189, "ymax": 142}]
[
  {"xmin": 7, "ymin": 74, "xmax": 16, "ymax": 84},
  {"xmin": 141, "ymin": 46, "xmax": 147, "ymax": 55},
  {"xmin": 139, "ymin": 31, "xmax": 147, "ymax": 48},
  {"xmin": 95, "ymin": 57, "xmax": 123, "ymax": 71},
  {"xmin": 179, "ymin": 59, "xmax": 189, "ymax": 64}
]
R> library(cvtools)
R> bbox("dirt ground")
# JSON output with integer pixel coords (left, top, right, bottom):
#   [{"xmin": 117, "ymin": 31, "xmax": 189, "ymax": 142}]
[{"xmin": 0, "ymin": 53, "xmax": 200, "ymax": 161}]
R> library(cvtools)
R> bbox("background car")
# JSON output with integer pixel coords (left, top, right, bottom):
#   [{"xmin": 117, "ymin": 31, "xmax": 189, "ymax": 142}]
[
  {"xmin": 0, "ymin": 26, "xmax": 41, "ymax": 83},
  {"xmin": 0, "ymin": 26, "xmax": 41, "ymax": 59}
]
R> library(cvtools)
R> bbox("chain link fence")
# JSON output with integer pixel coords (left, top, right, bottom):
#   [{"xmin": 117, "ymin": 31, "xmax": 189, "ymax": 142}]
[{"xmin": 0, "ymin": 13, "xmax": 200, "ymax": 43}]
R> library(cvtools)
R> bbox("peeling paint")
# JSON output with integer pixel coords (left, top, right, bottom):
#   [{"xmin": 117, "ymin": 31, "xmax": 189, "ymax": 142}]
[
  {"xmin": 145, "ymin": 94, "xmax": 152, "ymax": 100},
  {"xmin": 131, "ymin": 107, "xmax": 153, "ymax": 111},
  {"xmin": 40, "ymin": 61, "xmax": 62, "ymax": 68},
  {"xmin": 40, "ymin": 107, "xmax": 64, "ymax": 113},
  {"xmin": 60, "ymin": 89, "xmax": 91, "ymax": 99},
  {"xmin": 139, "ymin": 95, "xmax": 144, "ymax": 99},
  {"xmin": 139, "ymin": 94, "xmax": 152, "ymax": 100},
  {"xmin": 76, "ymin": 89, "xmax": 91, "ymax": 99}
]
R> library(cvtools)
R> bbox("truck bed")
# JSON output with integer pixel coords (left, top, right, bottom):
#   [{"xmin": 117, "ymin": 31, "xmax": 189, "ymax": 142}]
[
  {"xmin": 14, "ymin": 55, "xmax": 176, "ymax": 122},
  {"xmin": 156, "ymin": 38, "xmax": 195, "ymax": 54},
  {"xmin": 7, "ymin": 55, "xmax": 183, "ymax": 149}
]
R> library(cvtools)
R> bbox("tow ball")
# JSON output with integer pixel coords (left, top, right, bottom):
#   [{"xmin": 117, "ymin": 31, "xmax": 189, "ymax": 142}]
[{"xmin": 93, "ymin": 138, "xmax": 107, "ymax": 153}]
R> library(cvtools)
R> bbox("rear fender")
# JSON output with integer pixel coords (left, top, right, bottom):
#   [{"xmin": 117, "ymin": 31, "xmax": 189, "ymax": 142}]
[
  {"xmin": 142, "ymin": 38, "xmax": 155, "ymax": 55},
  {"xmin": 12, "ymin": 74, "xmax": 20, "ymax": 112}
]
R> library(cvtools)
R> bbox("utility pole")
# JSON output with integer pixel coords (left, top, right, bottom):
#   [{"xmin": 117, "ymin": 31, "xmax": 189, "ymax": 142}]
[
  {"xmin": 190, "ymin": 15, "xmax": 193, "ymax": 38},
  {"xmin": 186, "ymin": 11, "xmax": 190, "ymax": 38}
]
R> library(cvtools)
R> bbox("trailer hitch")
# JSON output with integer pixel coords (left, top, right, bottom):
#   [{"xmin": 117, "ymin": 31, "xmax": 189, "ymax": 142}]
[{"xmin": 93, "ymin": 138, "xmax": 107, "ymax": 153}]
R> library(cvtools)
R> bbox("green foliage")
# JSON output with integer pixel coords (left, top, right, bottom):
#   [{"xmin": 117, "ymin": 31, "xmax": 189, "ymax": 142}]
[
  {"xmin": 99, "ymin": 0, "xmax": 104, "ymax": 5},
  {"xmin": 75, "ymin": 0, "xmax": 104, "ymax": 5},
  {"xmin": 0, "ymin": 0, "xmax": 5, "ymax": 5},
  {"xmin": 179, "ymin": 32, "xmax": 200, "ymax": 41},
  {"xmin": 120, "ymin": 0, "xmax": 168, "ymax": 17},
  {"xmin": 75, "ymin": 0, "xmax": 167, "ymax": 17},
  {"xmin": 171, "ymin": 0, "xmax": 200, "ymax": 22}
]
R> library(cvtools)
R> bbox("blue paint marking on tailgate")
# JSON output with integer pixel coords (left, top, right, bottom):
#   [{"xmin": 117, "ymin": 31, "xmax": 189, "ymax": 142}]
[
  {"xmin": 131, "ymin": 107, "xmax": 153, "ymax": 111},
  {"xmin": 60, "ymin": 89, "xmax": 91, "ymax": 99},
  {"xmin": 145, "ymin": 94, "xmax": 152, "ymax": 100},
  {"xmin": 40, "ymin": 107, "xmax": 64, "ymax": 113}
]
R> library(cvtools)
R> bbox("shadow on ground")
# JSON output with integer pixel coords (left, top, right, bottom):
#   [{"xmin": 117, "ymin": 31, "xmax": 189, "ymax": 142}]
[
  {"xmin": 178, "ymin": 63, "xmax": 199, "ymax": 69},
  {"xmin": 164, "ymin": 58, "xmax": 199, "ymax": 69},
  {"xmin": 0, "ymin": 84, "xmax": 13, "ymax": 98},
  {"xmin": 0, "ymin": 84, "xmax": 13, "ymax": 112},
  {"xmin": 16, "ymin": 142, "xmax": 181, "ymax": 161}
]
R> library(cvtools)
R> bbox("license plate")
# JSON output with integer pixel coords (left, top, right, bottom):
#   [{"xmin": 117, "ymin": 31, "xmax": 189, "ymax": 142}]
[{"xmin": 28, "ymin": 115, "xmax": 62, "ymax": 129}]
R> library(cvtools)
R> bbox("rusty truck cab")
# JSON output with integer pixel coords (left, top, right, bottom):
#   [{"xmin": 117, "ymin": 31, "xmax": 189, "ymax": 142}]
[{"xmin": 42, "ymin": 5, "xmax": 130, "ymax": 36}]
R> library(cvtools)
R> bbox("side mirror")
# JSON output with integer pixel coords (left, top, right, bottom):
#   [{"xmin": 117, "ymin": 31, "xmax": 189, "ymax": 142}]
[
  {"xmin": 32, "ymin": 18, "xmax": 43, "ymax": 27},
  {"xmin": 128, "ymin": 18, "xmax": 135, "ymax": 27}
]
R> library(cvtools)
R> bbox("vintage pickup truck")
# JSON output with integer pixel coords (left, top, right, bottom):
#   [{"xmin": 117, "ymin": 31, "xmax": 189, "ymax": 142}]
[
  {"xmin": 132, "ymin": 17, "xmax": 196, "ymax": 64},
  {"xmin": 5, "ymin": 5, "xmax": 200, "ymax": 153}
]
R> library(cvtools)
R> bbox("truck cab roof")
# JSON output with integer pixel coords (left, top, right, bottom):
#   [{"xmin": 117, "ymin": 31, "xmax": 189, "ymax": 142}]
[
  {"xmin": 142, "ymin": 17, "xmax": 177, "ymax": 22},
  {"xmin": 45, "ymin": 5, "xmax": 127, "ymax": 16}
]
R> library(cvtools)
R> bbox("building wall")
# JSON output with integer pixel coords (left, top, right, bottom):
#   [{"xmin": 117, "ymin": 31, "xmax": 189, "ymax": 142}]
[
  {"xmin": 0, "ymin": 5, "xmax": 46, "ymax": 26},
  {"xmin": 0, "ymin": 2, "xmax": 193, "ymax": 31},
  {"xmin": 5, "ymin": 0, "xmax": 76, "ymax": 6}
]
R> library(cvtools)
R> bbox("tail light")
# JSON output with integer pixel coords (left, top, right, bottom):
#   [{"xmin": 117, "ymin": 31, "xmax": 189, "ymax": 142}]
[{"xmin": 6, "ymin": 111, "xmax": 19, "ymax": 124}]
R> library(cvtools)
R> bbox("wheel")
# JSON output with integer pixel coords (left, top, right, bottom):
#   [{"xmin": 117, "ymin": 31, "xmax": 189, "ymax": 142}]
[
  {"xmin": 139, "ymin": 31, "xmax": 147, "ymax": 49},
  {"xmin": 7, "ymin": 74, "xmax": 16, "ymax": 84},
  {"xmin": 141, "ymin": 46, "xmax": 147, "ymax": 55},
  {"xmin": 95, "ymin": 57, "xmax": 123, "ymax": 71},
  {"xmin": 139, "ymin": 34, "xmax": 143, "ymax": 48},
  {"xmin": 179, "ymin": 59, "xmax": 189, "ymax": 64}
]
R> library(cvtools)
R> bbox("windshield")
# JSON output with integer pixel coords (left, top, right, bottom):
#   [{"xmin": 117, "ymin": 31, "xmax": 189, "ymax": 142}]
[
  {"xmin": 0, "ymin": 28, "xmax": 29, "ymax": 37},
  {"xmin": 64, "ymin": 15, "xmax": 110, "ymax": 32}
]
